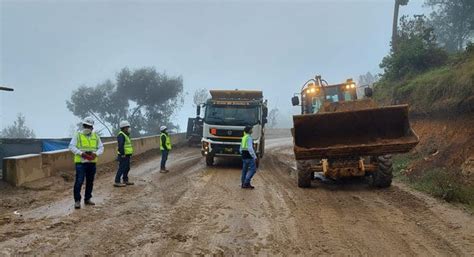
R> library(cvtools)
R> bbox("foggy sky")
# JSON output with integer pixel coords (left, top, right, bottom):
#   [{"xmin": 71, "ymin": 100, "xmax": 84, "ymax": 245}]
[{"xmin": 0, "ymin": 0, "xmax": 426, "ymax": 138}]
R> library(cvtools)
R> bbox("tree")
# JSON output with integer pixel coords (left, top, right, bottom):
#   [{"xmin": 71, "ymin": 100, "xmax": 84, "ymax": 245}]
[
  {"xmin": 425, "ymin": 0, "xmax": 474, "ymax": 52},
  {"xmin": 67, "ymin": 67, "xmax": 184, "ymax": 136},
  {"xmin": 358, "ymin": 72, "xmax": 379, "ymax": 87},
  {"xmin": 1, "ymin": 113, "xmax": 35, "ymax": 138},
  {"xmin": 380, "ymin": 15, "xmax": 447, "ymax": 80},
  {"xmin": 192, "ymin": 88, "xmax": 209, "ymax": 108},
  {"xmin": 267, "ymin": 108, "xmax": 279, "ymax": 128}
]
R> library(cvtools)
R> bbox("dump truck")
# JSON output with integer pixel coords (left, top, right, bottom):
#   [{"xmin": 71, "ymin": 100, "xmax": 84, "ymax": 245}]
[
  {"xmin": 291, "ymin": 75, "xmax": 419, "ymax": 188},
  {"xmin": 198, "ymin": 90, "xmax": 268, "ymax": 166}
]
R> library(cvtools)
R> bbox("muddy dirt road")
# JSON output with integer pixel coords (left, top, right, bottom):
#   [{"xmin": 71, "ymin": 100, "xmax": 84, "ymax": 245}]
[{"xmin": 1, "ymin": 137, "xmax": 473, "ymax": 256}]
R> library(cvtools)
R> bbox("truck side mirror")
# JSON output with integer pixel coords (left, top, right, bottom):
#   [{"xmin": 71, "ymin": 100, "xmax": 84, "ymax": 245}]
[
  {"xmin": 196, "ymin": 105, "xmax": 201, "ymax": 116},
  {"xmin": 263, "ymin": 107, "xmax": 268, "ymax": 118},
  {"xmin": 291, "ymin": 96, "xmax": 300, "ymax": 106},
  {"xmin": 263, "ymin": 117, "xmax": 268, "ymax": 124},
  {"xmin": 364, "ymin": 87, "xmax": 373, "ymax": 98}
]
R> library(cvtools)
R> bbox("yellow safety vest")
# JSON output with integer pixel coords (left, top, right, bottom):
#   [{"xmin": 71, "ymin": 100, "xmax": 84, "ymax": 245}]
[
  {"xmin": 241, "ymin": 132, "xmax": 251, "ymax": 150},
  {"xmin": 160, "ymin": 133, "xmax": 172, "ymax": 150},
  {"xmin": 74, "ymin": 132, "xmax": 99, "ymax": 163},
  {"xmin": 117, "ymin": 131, "xmax": 134, "ymax": 155}
]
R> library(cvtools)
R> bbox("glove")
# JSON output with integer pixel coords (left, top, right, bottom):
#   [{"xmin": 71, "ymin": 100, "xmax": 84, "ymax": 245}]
[
  {"xmin": 81, "ymin": 152, "xmax": 94, "ymax": 161},
  {"xmin": 90, "ymin": 153, "xmax": 97, "ymax": 159}
]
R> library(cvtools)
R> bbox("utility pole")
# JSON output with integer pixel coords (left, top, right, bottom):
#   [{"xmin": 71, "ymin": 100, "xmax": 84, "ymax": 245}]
[{"xmin": 392, "ymin": 0, "xmax": 409, "ymax": 51}]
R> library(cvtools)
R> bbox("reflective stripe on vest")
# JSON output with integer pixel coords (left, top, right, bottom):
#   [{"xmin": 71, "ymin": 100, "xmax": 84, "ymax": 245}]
[
  {"xmin": 117, "ymin": 131, "xmax": 134, "ymax": 155},
  {"xmin": 241, "ymin": 133, "xmax": 250, "ymax": 150},
  {"xmin": 74, "ymin": 132, "xmax": 99, "ymax": 163},
  {"xmin": 160, "ymin": 133, "xmax": 172, "ymax": 150}
]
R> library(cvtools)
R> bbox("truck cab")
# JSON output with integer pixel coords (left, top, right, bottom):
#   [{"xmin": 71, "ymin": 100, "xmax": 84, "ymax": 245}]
[{"xmin": 199, "ymin": 90, "xmax": 267, "ymax": 166}]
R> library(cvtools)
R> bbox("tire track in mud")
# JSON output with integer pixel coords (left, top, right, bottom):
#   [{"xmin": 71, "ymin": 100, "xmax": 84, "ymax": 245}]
[
  {"xmin": 262, "ymin": 140, "xmax": 473, "ymax": 256},
  {"xmin": 0, "ymin": 148, "xmax": 203, "ymax": 256},
  {"xmin": 1, "ymin": 139, "xmax": 473, "ymax": 256}
]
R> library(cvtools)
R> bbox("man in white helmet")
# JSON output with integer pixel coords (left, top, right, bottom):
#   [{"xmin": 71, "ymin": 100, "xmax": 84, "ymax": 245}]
[
  {"xmin": 114, "ymin": 120, "xmax": 134, "ymax": 187},
  {"xmin": 68, "ymin": 117, "xmax": 104, "ymax": 209},
  {"xmin": 159, "ymin": 125, "xmax": 172, "ymax": 173}
]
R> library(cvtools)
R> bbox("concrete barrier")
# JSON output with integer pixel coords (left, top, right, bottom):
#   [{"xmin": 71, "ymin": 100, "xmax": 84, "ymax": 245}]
[
  {"xmin": 2, "ymin": 133, "xmax": 187, "ymax": 186},
  {"xmin": 3, "ymin": 154, "xmax": 47, "ymax": 186}
]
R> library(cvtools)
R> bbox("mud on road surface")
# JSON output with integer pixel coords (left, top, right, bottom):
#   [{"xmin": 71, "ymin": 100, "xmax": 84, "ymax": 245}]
[{"xmin": 1, "ymin": 137, "xmax": 473, "ymax": 256}]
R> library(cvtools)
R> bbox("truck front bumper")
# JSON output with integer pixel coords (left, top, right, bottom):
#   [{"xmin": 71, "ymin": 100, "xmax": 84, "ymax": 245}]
[
  {"xmin": 201, "ymin": 138, "xmax": 259, "ymax": 157},
  {"xmin": 201, "ymin": 138, "xmax": 241, "ymax": 157}
]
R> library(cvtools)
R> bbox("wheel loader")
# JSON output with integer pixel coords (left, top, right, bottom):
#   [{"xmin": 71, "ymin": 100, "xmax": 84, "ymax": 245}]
[{"xmin": 291, "ymin": 75, "xmax": 419, "ymax": 188}]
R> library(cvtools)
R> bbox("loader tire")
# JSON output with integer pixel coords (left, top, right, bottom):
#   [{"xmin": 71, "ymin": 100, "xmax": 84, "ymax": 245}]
[
  {"xmin": 370, "ymin": 155, "xmax": 393, "ymax": 188},
  {"xmin": 206, "ymin": 155, "xmax": 214, "ymax": 166},
  {"xmin": 297, "ymin": 160, "xmax": 312, "ymax": 188}
]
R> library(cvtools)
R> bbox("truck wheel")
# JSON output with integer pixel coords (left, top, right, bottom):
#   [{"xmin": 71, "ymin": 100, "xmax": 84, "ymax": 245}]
[
  {"xmin": 206, "ymin": 155, "xmax": 214, "ymax": 166},
  {"xmin": 370, "ymin": 155, "xmax": 393, "ymax": 188},
  {"xmin": 297, "ymin": 160, "xmax": 312, "ymax": 188}
]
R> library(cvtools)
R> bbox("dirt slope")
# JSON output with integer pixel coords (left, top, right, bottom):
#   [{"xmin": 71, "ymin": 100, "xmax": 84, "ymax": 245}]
[
  {"xmin": 0, "ymin": 138, "xmax": 473, "ymax": 256},
  {"xmin": 409, "ymin": 115, "xmax": 474, "ymax": 180}
]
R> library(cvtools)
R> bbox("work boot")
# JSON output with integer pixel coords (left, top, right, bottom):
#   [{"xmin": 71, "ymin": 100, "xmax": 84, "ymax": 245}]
[
  {"xmin": 242, "ymin": 184, "xmax": 255, "ymax": 189},
  {"xmin": 160, "ymin": 169, "xmax": 169, "ymax": 173},
  {"xmin": 114, "ymin": 182, "xmax": 126, "ymax": 187},
  {"xmin": 124, "ymin": 181, "xmax": 134, "ymax": 185},
  {"xmin": 84, "ymin": 199, "xmax": 95, "ymax": 206},
  {"xmin": 74, "ymin": 201, "xmax": 81, "ymax": 209}
]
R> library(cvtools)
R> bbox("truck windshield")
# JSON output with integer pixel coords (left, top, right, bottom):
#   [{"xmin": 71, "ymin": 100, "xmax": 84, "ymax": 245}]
[{"xmin": 205, "ymin": 105, "xmax": 259, "ymax": 126}]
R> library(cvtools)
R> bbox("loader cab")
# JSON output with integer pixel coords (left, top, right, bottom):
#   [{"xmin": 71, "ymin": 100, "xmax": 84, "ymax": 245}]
[
  {"xmin": 324, "ymin": 82, "xmax": 357, "ymax": 103},
  {"xmin": 293, "ymin": 77, "xmax": 359, "ymax": 114},
  {"xmin": 300, "ymin": 82, "xmax": 357, "ymax": 114}
]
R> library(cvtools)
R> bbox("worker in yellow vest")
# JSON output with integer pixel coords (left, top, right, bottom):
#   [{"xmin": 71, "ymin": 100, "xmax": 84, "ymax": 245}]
[
  {"xmin": 114, "ymin": 120, "xmax": 134, "ymax": 187},
  {"xmin": 159, "ymin": 125, "xmax": 172, "ymax": 173},
  {"xmin": 68, "ymin": 117, "xmax": 104, "ymax": 209},
  {"xmin": 240, "ymin": 125, "xmax": 257, "ymax": 189}
]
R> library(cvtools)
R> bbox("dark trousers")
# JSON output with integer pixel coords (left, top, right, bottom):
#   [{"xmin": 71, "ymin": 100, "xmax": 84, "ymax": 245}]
[
  {"xmin": 241, "ymin": 158, "xmax": 257, "ymax": 185},
  {"xmin": 74, "ymin": 163, "xmax": 96, "ymax": 202},
  {"xmin": 115, "ymin": 155, "xmax": 131, "ymax": 183},
  {"xmin": 161, "ymin": 149, "xmax": 169, "ymax": 169}
]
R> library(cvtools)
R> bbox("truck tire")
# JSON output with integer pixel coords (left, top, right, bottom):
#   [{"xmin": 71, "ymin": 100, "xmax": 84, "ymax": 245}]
[
  {"xmin": 259, "ymin": 139, "xmax": 265, "ymax": 159},
  {"xmin": 297, "ymin": 160, "xmax": 312, "ymax": 188},
  {"xmin": 206, "ymin": 155, "xmax": 214, "ymax": 166},
  {"xmin": 370, "ymin": 155, "xmax": 393, "ymax": 188}
]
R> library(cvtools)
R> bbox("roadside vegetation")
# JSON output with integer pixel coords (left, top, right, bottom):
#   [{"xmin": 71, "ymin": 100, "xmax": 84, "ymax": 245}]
[
  {"xmin": 374, "ymin": 1, "xmax": 473, "ymax": 211},
  {"xmin": 393, "ymin": 154, "xmax": 474, "ymax": 213},
  {"xmin": 375, "ymin": 44, "xmax": 474, "ymax": 114}
]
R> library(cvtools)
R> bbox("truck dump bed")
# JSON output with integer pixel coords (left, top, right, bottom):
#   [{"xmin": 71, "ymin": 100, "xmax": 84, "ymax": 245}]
[
  {"xmin": 210, "ymin": 90, "xmax": 263, "ymax": 101},
  {"xmin": 293, "ymin": 105, "xmax": 419, "ymax": 160}
]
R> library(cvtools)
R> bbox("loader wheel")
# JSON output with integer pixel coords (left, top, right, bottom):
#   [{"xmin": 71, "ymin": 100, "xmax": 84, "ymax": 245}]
[
  {"xmin": 297, "ymin": 160, "xmax": 312, "ymax": 188},
  {"xmin": 206, "ymin": 155, "xmax": 214, "ymax": 166},
  {"xmin": 370, "ymin": 155, "xmax": 393, "ymax": 188}
]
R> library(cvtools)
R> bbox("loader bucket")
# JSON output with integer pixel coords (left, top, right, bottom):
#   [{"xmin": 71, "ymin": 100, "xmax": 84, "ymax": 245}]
[{"xmin": 292, "ymin": 105, "xmax": 419, "ymax": 160}]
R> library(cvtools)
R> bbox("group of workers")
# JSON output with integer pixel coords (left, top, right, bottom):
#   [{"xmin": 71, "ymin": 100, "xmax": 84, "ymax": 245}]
[
  {"xmin": 68, "ymin": 117, "xmax": 258, "ymax": 208},
  {"xmin": 68, "ymin": 117, "xmax": 172, "ymax": 209}
]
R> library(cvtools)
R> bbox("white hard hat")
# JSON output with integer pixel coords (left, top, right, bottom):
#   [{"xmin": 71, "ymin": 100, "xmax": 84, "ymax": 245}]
[
  {"xmin": 120, "ymin": 120, "xmax": 130, "ymax": 128},
  {"xmin": 82, "ymin": 117, "xmax": 94, "ymax": 126},
  {"xmin": 160, "ymin": 125, "xmax": 167, "ymax": 131}
]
